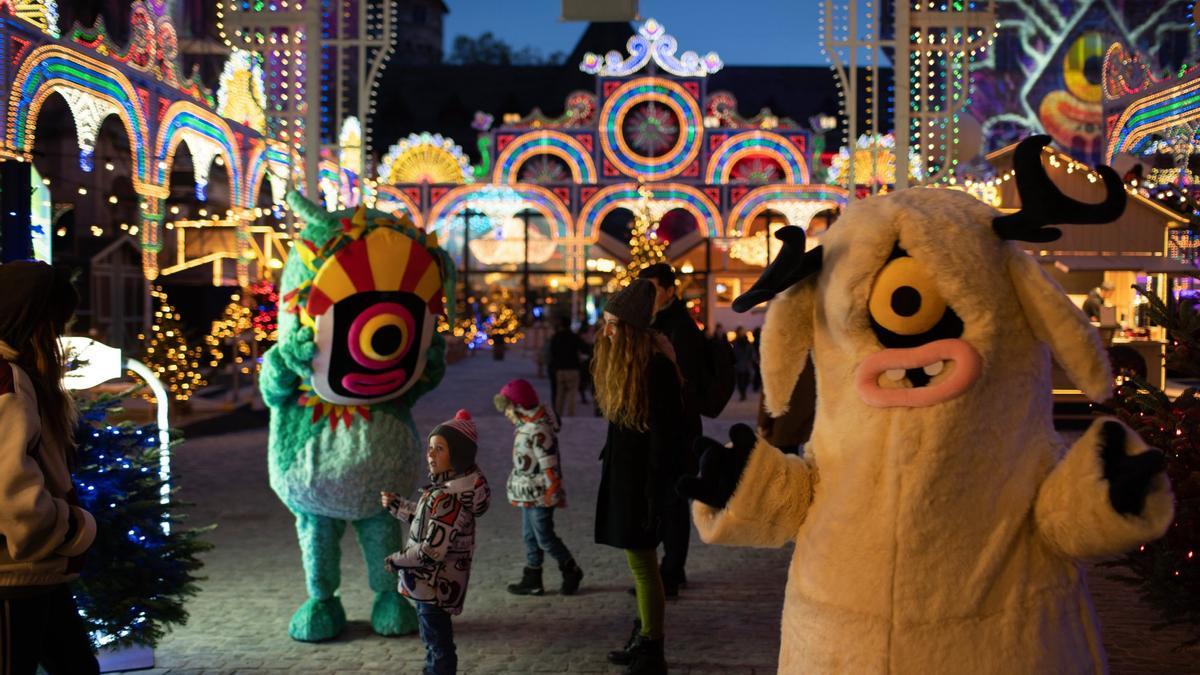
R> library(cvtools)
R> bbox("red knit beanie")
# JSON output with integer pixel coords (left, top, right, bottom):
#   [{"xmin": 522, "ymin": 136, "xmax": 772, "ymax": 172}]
[
  {"xmin": 431, "ymin": 409, "xmax": 478, "ymax": 473},
  {"xmin": 498, "ymin": 378, "xmax": 539, "ymax": 409}
]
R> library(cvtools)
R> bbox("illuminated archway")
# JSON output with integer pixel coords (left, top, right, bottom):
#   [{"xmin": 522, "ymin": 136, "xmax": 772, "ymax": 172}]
[
  {"xmin": 493, "ymin": 130, "xmax": 597, "ymax": 184},
  {"xmin": 578, "ymin": 183, "xmax": 721, "ymax": 240},
  {"xmin": 705, "ymin": 131, "xmax": 809, "ymax": 184}
]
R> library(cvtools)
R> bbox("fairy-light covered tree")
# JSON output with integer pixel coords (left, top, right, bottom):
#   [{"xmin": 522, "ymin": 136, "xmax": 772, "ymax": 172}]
[
  {"xmin": 71, "ymin": 394, "xmax": 212, "ymax": 648},
  {"xmin": 204, "ymin": 293, "xmax": 254, "ymax": 375},
  {"xmin": 612, "ymin": 184, "xmax": 668, "ymax": 288},
  {"xmin": 137, "ymin": 286, "xmax": 205, "ymax": 402},
  {"xmin": 1103, "ymin": 286, "xmax": 1200, "ymax": 645}
]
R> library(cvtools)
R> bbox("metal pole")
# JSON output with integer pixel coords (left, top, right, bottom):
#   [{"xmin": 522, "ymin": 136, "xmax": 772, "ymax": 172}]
[
  {"xmin": 461, "ymin": 208, "xmax": 471, "ymax": 314},
  {"xmin": 895, "ymin": 0, "xmax": 911, "ymax": 190},
  {"xmin": 522, "ymin": 210, "xmax": 531, "ymax": 325}
]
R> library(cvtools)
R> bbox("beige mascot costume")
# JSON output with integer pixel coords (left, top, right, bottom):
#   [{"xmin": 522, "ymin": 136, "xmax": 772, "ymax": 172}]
[{"xmin": 678, "ymin": 136, "xmax": 1174, "ymax": 673}]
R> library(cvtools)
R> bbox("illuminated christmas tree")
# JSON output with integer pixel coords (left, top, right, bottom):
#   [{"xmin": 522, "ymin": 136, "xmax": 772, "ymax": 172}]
[
  {"xmin": 137, "ymin": 286, "xmax": 206, "ymax": 402},
  {"xmin": 486, "ymin": 286, "xmax": 524, "ymax": 345},
  {"xmin": 204, "ymin": 293, "xmax": 254, "ymax": 375},
  {"xmin": 613, "ymin": 183, "xmax": 668, "ymax": 288},
  {"xmin": 72, "ymin": 395, "xmax": 211, "ymax": 649}
]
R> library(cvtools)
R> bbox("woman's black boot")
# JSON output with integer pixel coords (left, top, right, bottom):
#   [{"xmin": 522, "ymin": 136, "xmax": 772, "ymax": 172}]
[
  {"xmin": 606, "ymin": 618, "xmax": 641, "ymax": 665},
  {"xmin": 624, "ymin": 635, "xmax": 667, "ymax": 674}
]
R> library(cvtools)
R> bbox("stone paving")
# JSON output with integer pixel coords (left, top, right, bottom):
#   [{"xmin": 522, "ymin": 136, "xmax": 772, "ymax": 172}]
[{"xmin": 123, "ymin": 350, "xmax": 1199, "ymax": 674}]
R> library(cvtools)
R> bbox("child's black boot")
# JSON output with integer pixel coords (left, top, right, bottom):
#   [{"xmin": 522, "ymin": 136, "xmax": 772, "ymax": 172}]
[
  {"xmin": 506, "ymin": 566, "xmax": 544, "ymax": 596},
  {"xmin": 559, "ymin": 558, "xmax": 584, "ymax": 595}
]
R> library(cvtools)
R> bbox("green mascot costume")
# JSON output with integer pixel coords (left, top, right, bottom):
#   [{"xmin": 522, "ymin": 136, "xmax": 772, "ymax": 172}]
[{"xmin": 260, "ymin": 192, "xmax": 455, "ymax": 642}]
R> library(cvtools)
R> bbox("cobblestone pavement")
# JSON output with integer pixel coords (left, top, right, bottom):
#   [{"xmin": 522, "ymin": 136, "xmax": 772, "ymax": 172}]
[{"xmin": 125, "ymin": 351, "xmax": 1198, "ymax": 674}]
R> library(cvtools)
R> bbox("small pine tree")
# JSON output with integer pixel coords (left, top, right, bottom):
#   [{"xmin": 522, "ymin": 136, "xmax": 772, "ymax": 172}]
[
  {"xmin": 137, "ymin": 286, "xmax": 205, "ymax": 402},
  {"xmin": 71, "ymin": 394, "xmax": 212, "ymax": 648}
]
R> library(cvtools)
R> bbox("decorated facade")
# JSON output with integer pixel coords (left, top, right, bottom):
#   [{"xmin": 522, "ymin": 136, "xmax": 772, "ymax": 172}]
[
  {"xmin": 0, "ymin": 1, "xmax": 297, "ymax": 346},
  {"xmin": 369, "ymin": 19, "xmax": 847, "ymax": 329}
]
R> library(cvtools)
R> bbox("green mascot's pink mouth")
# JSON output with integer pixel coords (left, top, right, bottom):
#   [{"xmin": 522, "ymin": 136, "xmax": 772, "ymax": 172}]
[{"xmin": 341, "ymin": 369, "xmax": 409, "ymax": 397}]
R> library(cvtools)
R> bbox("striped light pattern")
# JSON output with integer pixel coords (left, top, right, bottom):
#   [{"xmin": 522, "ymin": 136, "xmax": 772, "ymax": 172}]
[
  {"xmin": 1105, "ymin": 78, "xmax": 1200, "ymax": 164},
  {"xmin": 578, "ymin": 182, "xmax": 721, "ymax": 239},
  {"xmin": 726, "ymin": 185, "xmax": 848, "ymax": 237},
  {"xmin": 705, "ymin": 131, "xmax": 809, "ymax": 184},
  {"xmin": 307, "ymin": 227, "xmax": 444, "ymax": 318},
  {"xmin": 9, "ymin": 46, "xmax": 150, "ymax": 184},
  {"xmin": 493, "ymin": 130, "xmax": 597, "ymax": 184},
  {"xmin": 599, "ymin": 77, "xmax": 703, "ymax": 180},
  {"xmin": 154, "ymin": 101, "xmax": 243, "ymax": 204}
]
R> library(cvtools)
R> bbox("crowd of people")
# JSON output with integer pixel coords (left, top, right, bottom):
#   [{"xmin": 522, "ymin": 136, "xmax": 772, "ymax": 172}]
[{"xmin": 0, "ymin": 260, "xmax": 805, "ymax": 675}]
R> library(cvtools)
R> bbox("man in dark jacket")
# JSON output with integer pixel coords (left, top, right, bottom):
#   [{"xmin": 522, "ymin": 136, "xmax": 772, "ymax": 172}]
[
  {"xmin": 637, "ymin": 263, "xmax": 707, "ymax": 597},
  {"xmin": 548, "ymin": 316, "xmax": 588, "ymax": 418}
]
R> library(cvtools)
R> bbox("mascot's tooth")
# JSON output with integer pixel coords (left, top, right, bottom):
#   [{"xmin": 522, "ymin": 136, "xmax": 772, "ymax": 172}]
[
  {"xmin": 923, "ymin": 361, "xmax": 945, "ymax": 377},
  {"xmin": 885, "ymin": 368, "xmax": 907, "ymax": 381}
]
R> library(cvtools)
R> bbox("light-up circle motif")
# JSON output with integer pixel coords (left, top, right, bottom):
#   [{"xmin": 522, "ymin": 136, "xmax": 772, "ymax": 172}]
[{"xmin": 600, "ymin": 78, "xmax": 702, "ymax": 180}]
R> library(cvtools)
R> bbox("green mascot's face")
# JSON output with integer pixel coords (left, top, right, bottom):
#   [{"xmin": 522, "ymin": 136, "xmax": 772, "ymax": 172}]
[
  {"xmin": 307, "ymin": 227, "xmax": 444, "ymax": 406},
  {"xmin": 287, "ymin": 201, "xmax": 448, "ymax": 407}
]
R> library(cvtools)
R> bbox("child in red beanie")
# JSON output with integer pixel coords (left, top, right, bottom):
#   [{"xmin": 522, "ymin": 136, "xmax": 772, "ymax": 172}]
[
  {"xmin": 494, "ymin": 379, "xmax": 584, "ymax": 596},
  {"xmin": 381, "ymin": 409, "xmax": 489, "ymax": 675}
]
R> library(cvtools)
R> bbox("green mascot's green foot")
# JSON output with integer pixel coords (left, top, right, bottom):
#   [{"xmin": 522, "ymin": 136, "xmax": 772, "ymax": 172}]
[
  {"xmin": 288, "ymin": 596, "xmax": 347, "ymax": 642},
  {"xmin": 371, "ymin": 590, "xmax": 419, "ymax": 636}
]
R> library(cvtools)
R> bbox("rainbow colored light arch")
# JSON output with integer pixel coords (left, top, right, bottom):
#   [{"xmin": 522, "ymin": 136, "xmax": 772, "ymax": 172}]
[
  {"xmin": 1104, "ymin": 77, "xmax": 1200, "ymax": 164},
  {"xmin": 578, "ymin": 183, "xmax": 722, "ymax": 240},
  {"xmin": 8, "ymin": 45, "xmax": 151, "ymax": 184},
  {"xmin": 154, "ymin": 101, "xmax": 244, "ymax": 205},
  {"xmin": 493, "ymin": 130, "xmax": 598, "ymax": 184},
  {"xmin": 427, "ymin": 184, "xmax": 573, "ymax": 239},
  {"xmin": 245, "ymin": 140, "xmax": 292, "ymax": 205},
  {"xmin": 706, "ymin": 131, "xmax": 809, "ymax": 184},
  {"xmin": 726, "ymin": 185, "xmax": 847, "ymax": 237}
]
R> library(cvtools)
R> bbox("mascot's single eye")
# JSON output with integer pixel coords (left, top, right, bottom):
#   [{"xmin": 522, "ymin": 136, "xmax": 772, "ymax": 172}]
[
  {"xmin": 867, "ymin": 256, "xmax": 947, "ymax": 336},
  {"xmin": 348, "ymin": 302, "xmax": 415, "ymax": 369}
]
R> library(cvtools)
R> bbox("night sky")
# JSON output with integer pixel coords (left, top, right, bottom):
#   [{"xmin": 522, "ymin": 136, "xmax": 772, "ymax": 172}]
[{"xmin": 442, "ymin": 0, "xmax": 828, "ymax": 67}]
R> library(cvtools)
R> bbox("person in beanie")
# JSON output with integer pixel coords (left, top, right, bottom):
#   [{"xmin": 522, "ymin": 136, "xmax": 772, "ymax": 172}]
[
  {"xmin": 592, "ymin": 279, "xmax": 681, "ymax": 675},
  {"xmin": 636, "ymin": 263, "xmax": 708, "ymax": 598},
  {"xmin": 494, "ymin": 378, "xmax": 584, "ymax": 596},
  {"xmin": 0, "ymin": 261, "xmax": 100, "ymax": 675},
  {"xmin": 381, "ymin": 410, "xmax": 490, "ymax": 675}
]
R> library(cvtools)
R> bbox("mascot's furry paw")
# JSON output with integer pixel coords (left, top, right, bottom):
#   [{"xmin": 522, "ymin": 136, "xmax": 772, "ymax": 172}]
[
  {"xmin": 288, "ymin": 596, "xmax": 347, "ymax": 642},
  {"xmin": 371, "ymin": 589, "xmax": 418, "ymax": 636},
  {"xmin": 677, "ymin": 423, "xmax": 756, "ymax": 508},
  {"xmin": 1099, "ymin": 420, "xmax": 1167, "ymax": 516}
]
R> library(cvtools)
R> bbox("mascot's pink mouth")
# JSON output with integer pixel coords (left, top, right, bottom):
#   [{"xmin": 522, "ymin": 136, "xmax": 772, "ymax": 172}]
[
  {"xmin": 854, "ymin": 339, "xmax": 981, "ymax": 408},
  {"xmin": 342, "ymin": 369, "xmax": 408, "ymax": 397}
]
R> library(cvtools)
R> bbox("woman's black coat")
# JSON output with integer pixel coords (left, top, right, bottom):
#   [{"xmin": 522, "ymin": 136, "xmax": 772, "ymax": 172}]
[{"xmin": 594, "ymin": 352, "xmax": 684, "ymax": 550}]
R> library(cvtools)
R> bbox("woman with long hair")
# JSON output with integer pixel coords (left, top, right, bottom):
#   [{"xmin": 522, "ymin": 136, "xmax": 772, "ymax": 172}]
[
  {"xmin": 0, "ymin": 261, "xmax": 99, "ymax": 674},
  {"xmin": 592, "ymin": 279, "xmax": 682, "ymax": 675}
]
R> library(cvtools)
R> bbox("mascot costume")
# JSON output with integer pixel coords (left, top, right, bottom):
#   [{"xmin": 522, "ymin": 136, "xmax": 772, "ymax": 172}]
[
  {"xmin": 260, "ymin": 192, "xmax": 455, "ymax": 642},
  {"xmin": 679, "ymin": 136, "xmax": 1175, "ymax": 672}
]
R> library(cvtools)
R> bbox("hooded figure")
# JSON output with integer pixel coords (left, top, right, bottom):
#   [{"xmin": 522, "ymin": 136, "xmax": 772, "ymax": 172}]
[{"xmin": 0, "ymin": 262, "xmax": 99, "ymax": 674}]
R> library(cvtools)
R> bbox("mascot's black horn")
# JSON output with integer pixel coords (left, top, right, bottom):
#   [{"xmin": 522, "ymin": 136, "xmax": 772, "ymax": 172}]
[
  {"xmin": 992, "ymin": 135, "xmax": 1126, "ymax": 243},
  {"xmin": 732, "ymin": 226, "xmax": 822, "ymax": 313}
]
